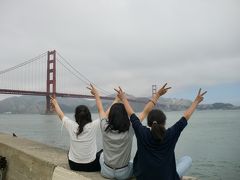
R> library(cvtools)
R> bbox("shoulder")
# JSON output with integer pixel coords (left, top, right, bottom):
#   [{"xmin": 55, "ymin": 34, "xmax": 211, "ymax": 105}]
[
  {"xmin": 130, "ymin": 113, "xmax": 139, "ymax": 121},
  {"xmin": 129, "ymin": 113, "xmax": 142, "ymax": 127},
  {"xmin": 92, "ymin": 118, "xmax": 100, "ymax": 127},
  {"xmin": 100, "ymin": 118, "xmax": 108, "ymax": 125},
  {"xmin": 168, "ymin": 116, "xmax": 188, "ymax": 138},
  {"xmin": 100, "ymin": 118, "xmax": 108, "ymax": 129},
  {"xmin": 129, "ymin": 113, "xmax": 142, "ymax": 128},
  {"xmin": 62, "ymin": 116, "xmax": 71, "ymax": 121},
  {"xmin": 129, "ymin": 114, "xmax": 149, "ymax": 138},
  {"xmin": 62, "ymin": 116, "xmax": 74, "ymax": 124},
  {"xmin": 62, "ymin": 116, "xmax": 77, "ymax": 129},
  {"xmin": 175, "ymin": 116, "xmax": 188, "ymax": 128}
]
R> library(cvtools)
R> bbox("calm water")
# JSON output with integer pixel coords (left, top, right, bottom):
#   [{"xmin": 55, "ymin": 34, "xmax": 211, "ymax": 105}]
[{"xmin": 0, "ymin": 110, "xmax": 240, "ymax": 179}]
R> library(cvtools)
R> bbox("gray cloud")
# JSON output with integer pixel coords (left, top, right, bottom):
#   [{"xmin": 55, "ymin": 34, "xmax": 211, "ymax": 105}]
[{"xmin": 0, "ymin": 0, "xmax": 240, "ymax": 97}]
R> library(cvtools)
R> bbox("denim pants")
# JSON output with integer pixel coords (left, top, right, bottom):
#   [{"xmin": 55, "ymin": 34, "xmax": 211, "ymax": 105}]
[
  {"xmin": 99, "ymin": 153, "xmax": 133, "ymax": 180},
  {"xmin": 176, "ymin": 156, "xmax": 192, "ymax": 177}
]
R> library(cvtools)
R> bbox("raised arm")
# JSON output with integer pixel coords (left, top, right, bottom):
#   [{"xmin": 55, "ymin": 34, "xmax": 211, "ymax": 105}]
[
  {"xmin": 183, "ymin": 88, "xmax": 207, "ymax": 120},
  {"xmin": 87, "ymin": 84, "xmax": 107, "ymax": 119},
  {"xmin": 138, "ymin": 83, "xmax": 171, "ymax": 122},
  {"xmin": 105, "ymin": 95, "xmax": 121, "ymax": 116},
  {"xmin": 50, "ymin": 96, "xmax": 64, "ymax": 120},
  {"xmin": 115, "ymin": 87, "xmax": 134, "ymax": 117}
]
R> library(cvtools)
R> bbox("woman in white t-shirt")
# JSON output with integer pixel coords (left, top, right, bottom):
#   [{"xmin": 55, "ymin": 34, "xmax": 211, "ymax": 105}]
[{"xmin": 50, "ymin": 97, "xmax": 102, "ymax": 172}]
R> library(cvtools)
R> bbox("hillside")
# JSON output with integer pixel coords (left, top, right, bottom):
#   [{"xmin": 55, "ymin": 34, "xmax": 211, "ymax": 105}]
[{"xmin": 0, "ymin": 95, "xmax": 239, "ymax": 114}]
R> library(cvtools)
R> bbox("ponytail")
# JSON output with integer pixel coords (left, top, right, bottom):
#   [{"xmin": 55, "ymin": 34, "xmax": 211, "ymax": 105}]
[
  {"xmin": 151, "ymin": 121, "xmax": 166, "ymax": 142},
  {"xmin": 147, "ymin": 109, "xmax": 166, "ymax": 143},
  {"xmin": 75, "ymin": 105, "xmax": 92, "ymax": 137}
]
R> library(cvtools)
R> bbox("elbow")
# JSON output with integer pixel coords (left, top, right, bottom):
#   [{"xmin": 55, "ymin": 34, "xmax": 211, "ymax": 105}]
[
  {"xmin": 98, "ymin": 108, "xmax": 105, "ymax": 115},
  {"xmin": 183, "ymin": 112, "xmax": 190, "ymax": 120},
  {"xmin": 59, "ymin": 114, "xmax": 64, "ymax": 121},
  {"xmin": 126, "ymin": 111, "xmax": 133, "ymax": 118}
]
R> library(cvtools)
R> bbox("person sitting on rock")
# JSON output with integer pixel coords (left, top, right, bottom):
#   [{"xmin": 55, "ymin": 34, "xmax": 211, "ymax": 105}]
[
  {"xmin": 115, "ymin": 86, "xmax": 206, "ymax": 180},
  {"xmin": 50, "ymin": 96, "xmax": 102, "ymax": 172}
]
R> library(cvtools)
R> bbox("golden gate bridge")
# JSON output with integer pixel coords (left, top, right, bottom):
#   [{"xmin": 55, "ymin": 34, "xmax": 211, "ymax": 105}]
[{"xmin": 0, "ymin": 50, "xmax": 151, "ymax": 113}]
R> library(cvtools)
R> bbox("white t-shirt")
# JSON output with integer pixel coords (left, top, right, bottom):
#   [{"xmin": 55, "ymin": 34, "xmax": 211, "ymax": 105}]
[{"xmin": 62, "ymin": 116, "xmax": 100, "ymax": 163}]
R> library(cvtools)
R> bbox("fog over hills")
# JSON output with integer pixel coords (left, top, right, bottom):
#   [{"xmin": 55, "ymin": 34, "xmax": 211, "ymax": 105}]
[{"xmin": 0, "ymin": 95, "xmax": 238, "ymax": 114}]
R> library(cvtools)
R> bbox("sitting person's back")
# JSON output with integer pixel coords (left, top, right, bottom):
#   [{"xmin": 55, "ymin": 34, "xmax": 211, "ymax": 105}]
[
  {"xmin": 114, "ymin": 84, "xmax": 205, "ymax": 180},
  {"xmin": 131, "ymin": 112, "xmax": 188, "ymax": 180},
  {"xmin": 63, "ymin": 114, "xmax": 99, "ymax": 164},
  {"xmin": 51, "ymin": 98, "xmax": 102, "ymax": 172},
  {"xmin": 100, "ymin": 103, "xmax": 134, "ymax": 179}
]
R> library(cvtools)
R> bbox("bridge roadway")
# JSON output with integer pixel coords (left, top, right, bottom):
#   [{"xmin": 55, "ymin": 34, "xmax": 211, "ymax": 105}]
[{"xmin": 0, "ymin": 88, "xmax": 145, "ymax": 103}]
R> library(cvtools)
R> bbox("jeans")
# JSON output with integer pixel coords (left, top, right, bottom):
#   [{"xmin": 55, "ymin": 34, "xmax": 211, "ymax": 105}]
[
  {"xmin": 99, "ymin": 153, "xmax": 133, "ymax": 180},
  {"xmin": 176, "ymin": 156, "xmax": 192, "ymax": 177}
]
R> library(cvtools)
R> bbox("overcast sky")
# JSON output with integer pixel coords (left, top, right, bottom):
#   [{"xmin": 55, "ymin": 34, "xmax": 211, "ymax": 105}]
[{"xmin": 0, "ymin": 0, "xmax": 240, "ymax": 104}]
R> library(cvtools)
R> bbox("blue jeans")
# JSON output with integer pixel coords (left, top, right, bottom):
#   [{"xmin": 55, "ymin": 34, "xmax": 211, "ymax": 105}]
[
  {"xmin": 176, "ymin": 156, "xmax": 192, "ymax": 177},
  {"xmin": 99, "ymin": 153, "xmax": 133, "ymax": 180}
]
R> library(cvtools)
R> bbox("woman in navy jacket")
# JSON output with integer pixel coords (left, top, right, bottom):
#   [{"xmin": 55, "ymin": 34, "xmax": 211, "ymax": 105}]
[{"xmin": 115, "ymin": 86, "xmax": 207, "ymax": 180}]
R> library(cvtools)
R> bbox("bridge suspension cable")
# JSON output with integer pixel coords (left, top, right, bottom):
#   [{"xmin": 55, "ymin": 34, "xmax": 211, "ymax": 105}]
[
  {"xmin": 0, "ymin": 50, "xmax": 113, "ymax": 97},
  {"xmin": 56, "ymin": 52, "xmax": 112, "ymax": 96},
  {"xmin": 0, "ymin": 52, "xmax": 47, "ymax": 75}
]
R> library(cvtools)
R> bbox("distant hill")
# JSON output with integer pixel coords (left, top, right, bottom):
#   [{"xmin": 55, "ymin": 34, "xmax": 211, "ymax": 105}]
[{"xmin": 0, "ymin": 95, "xmax": 239, "ymax": 114}]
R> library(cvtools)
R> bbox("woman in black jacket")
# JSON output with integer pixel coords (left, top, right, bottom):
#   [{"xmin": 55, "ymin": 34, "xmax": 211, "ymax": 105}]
[{"xmin": 115, "ymin": 86, "xmax": 207, "ymax": 180}]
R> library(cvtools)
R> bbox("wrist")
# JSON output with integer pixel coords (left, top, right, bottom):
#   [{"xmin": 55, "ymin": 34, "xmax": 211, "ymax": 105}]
[
  {"xmin": 154, "ymin": 93, "xmax": 161, "ymax": 101},
  {"xmin": 152, "ymin": 95, "xmax": 159, "ymax": 102},
  {"xmin": 193, "ymin": 99, "xmax": 199, "ymax": 103},
  {"xmin": 122, "ymin": 97, "xmax": 128, "ymax": 103},
  {"xmin": 193, "ymin": 100, "xmax": 199, "ymax": 106},
  {"xmin": 95, "ymin": 93, "xmax": 100, "ymax": 98},
  {"xmin": 156, "ymin": 92, "xmax": 161, "ymax": 98},
  {"xmin": 149, "ymin": 99, "xmax": 157, "ymax": 106}
]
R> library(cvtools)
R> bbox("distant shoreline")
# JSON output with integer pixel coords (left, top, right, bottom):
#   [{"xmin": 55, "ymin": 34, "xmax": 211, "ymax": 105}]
[
  {"xmin": 1, "ymin": 108, "xmax": 239, "ymax": 115},
  {"xmin": 0, "ymin": 95, "xmax": 239, "ymax": 114}
]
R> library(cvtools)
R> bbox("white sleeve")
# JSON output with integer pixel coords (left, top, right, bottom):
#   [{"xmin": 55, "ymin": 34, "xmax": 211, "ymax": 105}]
[
  {"xmin": 92, "ymin": 118, "xmax": 100, "ymax": 130},
  {"xmin": 62, "ymin": 116, "xmax": 74, "ymax": 131},
  {"xmin": 100, "ymin": 118, "xmax": 108, "ymax": 131}
]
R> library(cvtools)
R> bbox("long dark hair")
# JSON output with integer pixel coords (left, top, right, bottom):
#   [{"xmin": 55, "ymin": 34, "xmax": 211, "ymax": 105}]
[
  {"xmin": 75, "ymin": 105, "xmax": 92, "ymax": 137},
  {"xmin": 105, "ymin": 103, "xmax": 130, "ymax": 133},
  {"xmin": 147, "ymin": 109, "xmax": 166, "ymax": 142}
]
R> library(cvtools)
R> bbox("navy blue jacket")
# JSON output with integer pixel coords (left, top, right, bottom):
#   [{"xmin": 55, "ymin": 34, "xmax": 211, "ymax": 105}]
[{"xmin": 130, "ymin": 114, "xmax": 188, "ymax": 180}]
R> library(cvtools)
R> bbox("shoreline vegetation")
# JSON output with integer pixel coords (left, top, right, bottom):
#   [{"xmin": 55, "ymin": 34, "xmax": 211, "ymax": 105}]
[{"xmin": 0, "ymin": 95, "xmax": 239, "ymax": 114}]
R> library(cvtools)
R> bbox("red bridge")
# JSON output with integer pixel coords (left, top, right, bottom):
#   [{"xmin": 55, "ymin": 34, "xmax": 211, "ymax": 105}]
[{"xmin": 0, "ymin": 50, "xmax": 149, "ymax": 113}]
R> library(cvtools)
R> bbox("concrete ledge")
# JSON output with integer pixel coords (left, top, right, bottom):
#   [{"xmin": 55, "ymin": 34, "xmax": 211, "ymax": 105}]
[
  {"xmin": 0, "ymin": 133, "xmax": 108, "ymax": 180},
  {"xmin": 0, "ymin": 133, "xmax": 197, "ymax": 180},
  {"xmin": 52, "ymin": 167, "xmax": 91, "ymax": 180}
]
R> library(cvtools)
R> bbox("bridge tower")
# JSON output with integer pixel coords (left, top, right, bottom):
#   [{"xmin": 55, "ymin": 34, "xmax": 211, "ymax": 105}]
[
  {"xmin": 152, "ymin": 85, "xmax": 157, "ymax": 97},
  {"xmin": 46, "ymin": 50, "xmax": 56, "ymax": 113}
]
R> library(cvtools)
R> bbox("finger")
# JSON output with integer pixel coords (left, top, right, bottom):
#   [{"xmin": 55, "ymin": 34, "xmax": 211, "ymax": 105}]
[
  {"xmin": 165, "ymin": 87, "xmax": 172, "ymax": 90},
  {"xmin": 118, "ymin": 86, "xmax": 123, "ymax": 92},
  {"xmin": 198, "ymin": 88, "xmax": 201, "ymax": 95},
  {"xmin": 86, "ymin": 87, "xmax": 92, "ymax": 90},
  {"xmin": 49, "ymin": 96, "xmax": 54, "ymax": 100},
  {"xmin": 90, "ymin": 83, "xmax": 94, "ymax": 88},
  {"xmin": 114, "ymin": 88, "xmax": 120, "ymax": 93},
  {"xmin": 162, "ymin": 83, "xmax": 167, "ymax": 89},
  {"xmin": 201, "ymin": 91, "xmax": 207, "ymax": 96}
]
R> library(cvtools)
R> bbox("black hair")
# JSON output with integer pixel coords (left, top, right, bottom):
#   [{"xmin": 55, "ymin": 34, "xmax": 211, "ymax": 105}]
[
  {"xmin": 75, "ymin": 105, "xmax": 92, "ymax": 137},
  {"xmin": 147, "ymin": 109, "xmax": 166, "ymax": 142},
  {"xmin": 105, "ymin": 103, "xmax": 130, "ymax": 133}
]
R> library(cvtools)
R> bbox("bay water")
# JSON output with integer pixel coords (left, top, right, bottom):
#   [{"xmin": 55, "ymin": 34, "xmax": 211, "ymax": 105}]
[{"xmin": 0, "ymin": 110, "xmax": 240, "ymax": 179}]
